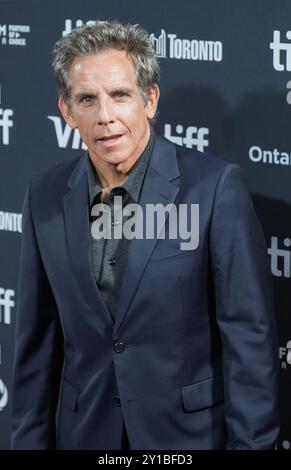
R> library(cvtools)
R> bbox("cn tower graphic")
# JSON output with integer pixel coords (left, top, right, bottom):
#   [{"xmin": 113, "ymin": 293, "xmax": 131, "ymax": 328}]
[{"xmin": 150, "ymin": 29, "xmax": 167, "ymax": 58}]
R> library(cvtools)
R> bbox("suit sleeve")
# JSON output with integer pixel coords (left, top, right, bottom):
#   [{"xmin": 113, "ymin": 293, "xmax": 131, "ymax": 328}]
[
  {"xmin": 11, "ymin": 181, "xmax": 64, "ymax": 449},
  {"xmin": 209, "ymin": 163, "xmax": 279, "ymax": 450}
]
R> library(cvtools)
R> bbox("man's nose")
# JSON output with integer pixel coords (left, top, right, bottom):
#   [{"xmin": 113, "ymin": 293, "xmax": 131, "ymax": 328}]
[{"xmin": 96, "ymin": 97, "xmax": 114, "ymax": 125}]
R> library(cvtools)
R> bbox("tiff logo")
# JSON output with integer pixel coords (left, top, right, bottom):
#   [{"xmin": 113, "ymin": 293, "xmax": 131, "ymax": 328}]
[
  {"xmin": 279, "ymin": 340, "xmax": 291, "ymax": 369},
  {"xmin": 268, "ymin": 236, "xmax": 291, "ymax": 278},
  {"xmin": 62, "ymin": 18, "xmax": 103, "ymax": 37},
  {"xmin": 0, "ymin": 108, "xmax": 13, "ymax": 144},
  {"xmin": 164, "ymin": 123, "xmax": 209, "ymax": 152},
  {"xmin": 270, "ymin": 31, "xmax": 291, "ymax": 105},
  {"xmin": 0, "ymin": 287, "xmax": 15, "ymax": 325},
  {"xmin": 0, "ymin": 84, "xmax": 14, "ymax": 145},
  {"xmin": 48, "ymin": 115, "xmax": 87, "ymax": 149},
  {"xmin": 270, "ymin": 30, "xmax": 291, "ymax": 71}
]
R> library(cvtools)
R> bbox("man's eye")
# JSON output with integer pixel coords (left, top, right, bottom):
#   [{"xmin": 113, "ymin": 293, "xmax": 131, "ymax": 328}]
[
  {"xmin": 113, "ymin": 91, "xmax": 129, "ymax": 99},
  {"xmin": 80, "ymin": 96, "xmax": 94, "ymax": 105}
]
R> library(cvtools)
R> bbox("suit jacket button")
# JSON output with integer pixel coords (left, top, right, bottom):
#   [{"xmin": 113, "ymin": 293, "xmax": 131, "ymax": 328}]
[
  {"xmin": 113, "ymin": 396, "xmax": 121, "ymax": 407},
  {"xmin": 113, "ymin": 341, "xmax": 125, "ymax": 353}
]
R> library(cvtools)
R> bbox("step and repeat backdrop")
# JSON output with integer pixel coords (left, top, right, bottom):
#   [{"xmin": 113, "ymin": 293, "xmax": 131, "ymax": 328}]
[{"xmin": 0, "ymin": 0, "xmax": 291, "ymax": 450}]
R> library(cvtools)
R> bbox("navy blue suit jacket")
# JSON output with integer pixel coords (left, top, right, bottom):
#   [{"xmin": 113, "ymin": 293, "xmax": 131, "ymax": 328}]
[{"xmin": 11, "ymin": 133, "xmax": 279, "ymax": 449}]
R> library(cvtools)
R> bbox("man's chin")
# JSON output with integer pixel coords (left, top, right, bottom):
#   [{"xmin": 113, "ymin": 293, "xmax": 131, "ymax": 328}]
[{"xmin": 115, "ymin": 157, "xmax": 135, "ymax": 174}]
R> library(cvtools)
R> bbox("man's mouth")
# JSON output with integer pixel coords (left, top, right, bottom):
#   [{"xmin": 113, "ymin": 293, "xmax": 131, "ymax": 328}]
[{"xmin": 97, "ymin": 134, "xmax": 124, "ymax": 145}]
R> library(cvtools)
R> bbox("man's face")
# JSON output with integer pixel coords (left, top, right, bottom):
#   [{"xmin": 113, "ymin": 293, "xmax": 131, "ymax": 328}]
[{"xmin": 59, "ymin": 49, "xmax": 159, "ymax": 170}]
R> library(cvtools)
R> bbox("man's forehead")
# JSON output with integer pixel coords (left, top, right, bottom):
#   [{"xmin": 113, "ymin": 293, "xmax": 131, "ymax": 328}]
[
  {"xmin": 69, "ymin": 51, "xmax": 139, "ymax": 91},
  {"xmin": 70, "ymin": 49, "xmax": 136, "ymax": 75}
]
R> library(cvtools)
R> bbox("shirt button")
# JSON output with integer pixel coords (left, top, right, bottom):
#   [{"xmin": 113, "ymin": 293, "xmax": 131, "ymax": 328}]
[
  {"xmin": 113, "ymin": 341, "xmax": 125, "ymax": 353},
  {"xmin": 108, "ymin": 258, "xmax": 117, "ymax": 266},
  {"xmin": 112, "ymin": 220, "xmax": 120, "ymax": 226},
  {"xmin": 113, "ymin": 396, "xmax": 121, "ymax": 407}
]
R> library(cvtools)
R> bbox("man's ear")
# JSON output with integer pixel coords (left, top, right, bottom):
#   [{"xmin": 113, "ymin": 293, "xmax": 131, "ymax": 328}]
[
  {"xmin": 145, "ymin": 85, "xmax": 160, "ymax": 120},
  {"xmin": 58, "ymin": 98, "xmax": 77, "ymax": 129}
]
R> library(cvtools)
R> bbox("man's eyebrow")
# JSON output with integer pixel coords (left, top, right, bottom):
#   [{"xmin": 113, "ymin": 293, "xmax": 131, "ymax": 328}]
[
  {"xmin": 111, "ymin": 87, "xmax": 132, "ymax": 93},
  {"xmin": 74, "ymin": 92, "xmax": 96, "ymax": 100},
  {"xmin": 74, "ymin": 87, "xmax": 134, "ymax": 99}
]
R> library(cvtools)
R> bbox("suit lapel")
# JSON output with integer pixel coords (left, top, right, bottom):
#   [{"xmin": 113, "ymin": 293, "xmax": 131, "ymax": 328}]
[
  {"xmin": 63, "ymin": 154, "xmax": 114, "ymax": 332},
  {"xmin": 114, "ymin": 135, "xmax": 180, "ymax": 336}
]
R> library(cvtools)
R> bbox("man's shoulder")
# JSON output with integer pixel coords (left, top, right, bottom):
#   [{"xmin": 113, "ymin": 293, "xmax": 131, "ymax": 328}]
[
  {"xmin": 156, "ymin": 132, "xmax": 240, "ymax": 179},
  {"xmin": 30, "ymin": 153, "xmax": 84, "ymax": 196}
]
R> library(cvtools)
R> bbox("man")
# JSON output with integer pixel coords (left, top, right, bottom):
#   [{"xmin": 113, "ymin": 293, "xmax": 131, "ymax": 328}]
[{"xmin": 11, "ymin": 20, "xmax": 279, "ymax": 450}]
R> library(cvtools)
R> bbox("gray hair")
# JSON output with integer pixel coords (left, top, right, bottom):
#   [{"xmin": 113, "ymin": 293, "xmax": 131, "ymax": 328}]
[{"xmin": 52, "ymin": 20, "xmax": 160, "ymax": 105}]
